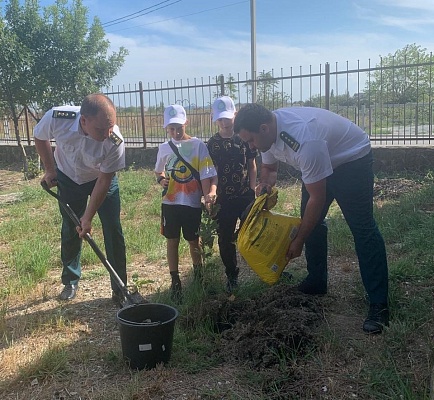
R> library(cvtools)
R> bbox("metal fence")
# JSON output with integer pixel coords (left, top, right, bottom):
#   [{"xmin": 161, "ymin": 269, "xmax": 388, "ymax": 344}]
[{"xmin": 2, "ymin": 56, "xmax": 434, "ymax": 147}]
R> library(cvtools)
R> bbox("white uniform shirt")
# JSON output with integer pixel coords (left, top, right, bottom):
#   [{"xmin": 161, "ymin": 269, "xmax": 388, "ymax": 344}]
[
  {"xmin": 34, "ymin": 105, "xmax": 125, "ymax": 184},
  {"xmin": 261, "ymin": 107, "xmax": 371, "ymax": 184}
]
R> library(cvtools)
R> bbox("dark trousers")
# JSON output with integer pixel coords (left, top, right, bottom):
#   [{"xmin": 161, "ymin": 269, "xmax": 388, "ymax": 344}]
[
  {"xmin": 56, "ymin": 169, "xmax": 127, "ymax": 293},
  {"xmin": 216, "ymin": 193, "xmax": 254, "ymax": 279},
  {"xmin": 301, "ymin": 151, "xmax": 388, "ymax": 304}
]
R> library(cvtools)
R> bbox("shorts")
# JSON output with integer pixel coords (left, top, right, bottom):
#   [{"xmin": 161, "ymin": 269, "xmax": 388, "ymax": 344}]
[{"xmin": 161, "ymin": 204, "xmax": 202, "ymax": 241}]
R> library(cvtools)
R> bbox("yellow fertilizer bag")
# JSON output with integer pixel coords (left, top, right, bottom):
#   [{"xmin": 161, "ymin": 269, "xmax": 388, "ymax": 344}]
[{"xmin": 237, "ymin": 188, "xmax": 301, "ymax": 285}]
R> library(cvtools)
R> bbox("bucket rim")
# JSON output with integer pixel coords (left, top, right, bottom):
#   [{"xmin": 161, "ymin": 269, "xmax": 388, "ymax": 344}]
[{"xmin": 116, "ymin": 302, "xmax": 179, "ymax": 327}]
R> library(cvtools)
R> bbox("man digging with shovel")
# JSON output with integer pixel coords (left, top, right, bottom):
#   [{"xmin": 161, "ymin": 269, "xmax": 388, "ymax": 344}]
[{"xmin": 34, "ymin": 93, "xmax": 128, "ymax": 306}]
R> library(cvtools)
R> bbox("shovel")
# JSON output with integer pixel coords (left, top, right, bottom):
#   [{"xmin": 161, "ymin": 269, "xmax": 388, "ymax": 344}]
[{"xmin": 41, "ymin": 181, "xmax": 147, "ymax": 307}]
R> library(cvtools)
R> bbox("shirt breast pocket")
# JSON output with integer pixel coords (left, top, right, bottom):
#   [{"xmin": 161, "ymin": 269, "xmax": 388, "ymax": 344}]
[
  {"xmin": 59, "ymin": 143, "xmax": 75, "ymax": 154},
  {"xmin": 82, "ymin": 151, "xmax": 104, "ymax": 169}
]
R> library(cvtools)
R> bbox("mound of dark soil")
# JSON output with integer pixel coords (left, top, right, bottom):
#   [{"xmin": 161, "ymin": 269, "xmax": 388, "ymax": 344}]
[
  {"xmin": 180, "ymin": 282, "xmax": 323, "ymax": 371},
  {"xmin": 219, "ymin": 285, "xmax": 322, "ymax": 369}
]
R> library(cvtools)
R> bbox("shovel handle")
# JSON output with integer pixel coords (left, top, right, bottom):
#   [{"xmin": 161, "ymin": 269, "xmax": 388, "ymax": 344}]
[{"xmin": 41, "ymin": 181, "xmax": 81, "ymax": 227}]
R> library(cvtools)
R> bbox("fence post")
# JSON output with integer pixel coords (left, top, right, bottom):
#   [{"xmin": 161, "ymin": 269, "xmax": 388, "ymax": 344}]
[
  {"xmin": 325, "ymin": 63, "xmax": 330, "ymax": 110},
  {"xmin": 219, "ymin": 75, "xmax": 225, "ymax": 97},
  {"xmin": 139, "ymin": 81, "xmax": 147, "ymax": 148}
]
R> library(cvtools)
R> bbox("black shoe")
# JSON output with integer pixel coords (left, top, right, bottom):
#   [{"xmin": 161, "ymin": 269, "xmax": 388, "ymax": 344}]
[
  {"xmin": 59, "ymin": 284, "xmax": 78, "ymax": 300},
  {"xmin": 297, "ymin": 279, "xmax": 327, "ymax": 295},
  {"xmin": 226, "ymin": 277, "xmax": 239, "ymax": 293},
  {"xmin": 363, "ymin": 303, "xmax": 389, "ymax": 334},
  {"xmin": 170, "ymin": 278, "xmax": 182, "ymax": 303}
]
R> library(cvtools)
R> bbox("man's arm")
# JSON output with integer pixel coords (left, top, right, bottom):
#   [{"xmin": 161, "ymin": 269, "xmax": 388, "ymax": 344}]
[
  {"xmin": 255, "ymin": 161, "xmax": 278, "ymax": 196},
  {"xmin": 35, "ymin": 138, "xmax": 57, "ymax": 187},
  {"xmin": 79, "ymin": 171, "xmax": 115, "ymax": 238},
  {"xmin": 286, "ymin": 178, "xmax": 326, "ymax": 261}
]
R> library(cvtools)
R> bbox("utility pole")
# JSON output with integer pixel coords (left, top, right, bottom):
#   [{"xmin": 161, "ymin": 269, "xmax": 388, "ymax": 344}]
[{"xmin": 250, "ymin": 0, "xmax": 257, "ymax": 103}]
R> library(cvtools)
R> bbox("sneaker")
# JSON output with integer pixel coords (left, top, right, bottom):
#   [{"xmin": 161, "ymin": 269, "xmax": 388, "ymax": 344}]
[
  {"xmin": 297, "ymin": 279, "xmax": 327, "ymax": 295},
  {"xmin": 170, "ymin": 278, "xmax": 182, "ymax": 303},
  {"xmin": 363, "ymin": 303, "xmax": 389, "ymax": 334},
  {"xmin": 59, "ymin": 284, "xmax": 78, "ymax": 301},
  {"xmin": 226, "ymin": 277, "xmax": 239, "ymax": 293}
]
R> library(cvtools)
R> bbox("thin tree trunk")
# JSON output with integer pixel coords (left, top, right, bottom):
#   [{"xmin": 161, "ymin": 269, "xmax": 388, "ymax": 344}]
[{"xmin": 11, "ymin": 108, "xmax": 29, "ymax": 179}]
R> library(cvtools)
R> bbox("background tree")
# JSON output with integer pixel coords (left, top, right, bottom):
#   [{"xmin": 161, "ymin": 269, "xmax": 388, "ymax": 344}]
[
  {"xmin": 223, "ymin": 75, "xmax": 238, "ymax": 100},
  {"xmin": 366, "ymin": 44, "xmax": 433, "ymax": 105},
  {"xmin": 36, "ymin": 0, "xmax": 128, "ymax": 110},
  {"xmin": 212, "ymin": 74, "xmax": 238, "ymax": 101},
  {"xmin": 245, "ymin": 71, "xmax": 291, "ymax": 109},
  {"xmin": 0, "ymin": 2, "xmax": 41, "ymax": 174},
  {"xmin": 365, "ymin": 44, "xmax": 434, "ymax": 129},
  {"xmin": 0, "ymin": 0, "xmax": 128, "ymax": 176}
]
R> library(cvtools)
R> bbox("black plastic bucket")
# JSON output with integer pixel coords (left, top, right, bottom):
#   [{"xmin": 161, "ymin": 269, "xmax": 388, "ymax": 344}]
[{"xmin": 116, "ymin": 303, "xmax": 179, "ymax": 370}]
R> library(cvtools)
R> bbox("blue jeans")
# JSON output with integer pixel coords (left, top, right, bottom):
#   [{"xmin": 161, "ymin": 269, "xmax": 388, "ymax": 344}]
[
  {"xmin": 56, "ymin": 169, "xmax": 127, "ymax": 293},
  {"xmin": 301, "ymin": 151, "xmax": 388, "ymax": 304}
]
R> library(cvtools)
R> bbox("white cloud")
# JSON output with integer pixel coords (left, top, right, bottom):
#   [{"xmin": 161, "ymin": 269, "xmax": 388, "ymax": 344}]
[
  {"xmin": 106, "ymin": 4, "xmax": 434, "ymax": 91},
  {"xmin": 354, "ymin": 0, "xmax": 434, "ymax": 32},
  {"xmin": 106, "ymin": 31, "xmax": 400, "ymax": 88},
  {"xmin": 377, "ymin": 0, "xmax": 434, "ymax": 12}
]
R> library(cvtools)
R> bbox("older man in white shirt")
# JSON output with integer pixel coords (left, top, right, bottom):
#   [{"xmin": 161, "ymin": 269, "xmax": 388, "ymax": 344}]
[{"xmin": 34, "ymin": 93, "xmax": 126, "ymax": 304}]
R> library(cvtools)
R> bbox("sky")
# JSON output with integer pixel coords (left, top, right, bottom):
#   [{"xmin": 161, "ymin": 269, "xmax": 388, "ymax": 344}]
[{"xmin": 35, "ymin": 0, "xmax": 434, "ymax": 90}]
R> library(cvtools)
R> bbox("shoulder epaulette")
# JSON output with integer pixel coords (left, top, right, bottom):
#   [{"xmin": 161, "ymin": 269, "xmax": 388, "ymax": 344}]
[
  {"xmin": 279, "ymin": 131, "xmax": 300, "ymax": 152},
  {"xmin": 52, "ymin": 110, "xmax": 77, "ymax": 119},
  {"xmin": 109, "ymin": 131, "xmax": 123, "ymax": 146}
]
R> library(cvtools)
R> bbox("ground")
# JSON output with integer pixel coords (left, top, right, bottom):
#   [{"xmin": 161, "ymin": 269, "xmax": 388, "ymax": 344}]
[{"xmin": 0, "ymin": 164, "xmax": 426, "ymax": 399}]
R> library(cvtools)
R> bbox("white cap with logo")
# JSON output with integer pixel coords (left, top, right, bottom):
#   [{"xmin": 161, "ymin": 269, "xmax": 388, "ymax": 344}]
[
  {"xmin": 212, "ymin": 96, "xmax": 235, "ymax": 122},
  {"xmin": 163, "ymin": 104, "xmax": 187, "ymax": 128}
]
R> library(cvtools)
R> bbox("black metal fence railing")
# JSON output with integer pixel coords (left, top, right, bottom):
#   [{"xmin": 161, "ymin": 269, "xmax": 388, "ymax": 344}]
[{"xmin": 1, "ymin": 56, "xmax": 434, "ymax": 147}]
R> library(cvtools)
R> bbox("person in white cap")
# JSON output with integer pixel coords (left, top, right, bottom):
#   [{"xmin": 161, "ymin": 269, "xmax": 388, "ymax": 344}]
[
  {"xmin": 154, "ymin": 104, "xmax": 217, "ymax": 302},
  {"xmin": 207, "ymin": 96, "xmax": 257, "ymax": 292}
]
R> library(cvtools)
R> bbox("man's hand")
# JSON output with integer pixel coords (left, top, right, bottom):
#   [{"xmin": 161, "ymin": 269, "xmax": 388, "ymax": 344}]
[
  {"xmin": 77, "ymin": 217, "xmax": 92, "ymax": 239},
  {"xmin": 41, "ymin": 173, "xmax": 58, "ymax": 189},
  {"xmin": 255, "ymin": 183, "xmax": 272, "ymax": 197},
  {"xmin": 286, "ymin": 236, "xmax": 304, "ymax": 262}
]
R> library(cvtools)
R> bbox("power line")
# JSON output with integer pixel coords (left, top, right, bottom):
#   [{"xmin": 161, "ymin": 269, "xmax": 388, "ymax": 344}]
[
  {"xmin": 101, "ymin": 0, "xmax": 175, "ymax": 26},
  {"xmin": 105, "ymin": 1, "xmax": 248, "ymax": 33},
  {"xmin": 101, "ymin": 0, "xmax": 181, "ymax": 28}
]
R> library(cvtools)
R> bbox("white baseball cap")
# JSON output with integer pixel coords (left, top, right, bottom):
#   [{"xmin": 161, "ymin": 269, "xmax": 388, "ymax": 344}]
[
  {"xmin": 212, "ymin": 96, "xmax": 235, "ymax": 122},
  {"xmin": 163, "ymin": 104, "xmax": 187, "ymax": 128}
]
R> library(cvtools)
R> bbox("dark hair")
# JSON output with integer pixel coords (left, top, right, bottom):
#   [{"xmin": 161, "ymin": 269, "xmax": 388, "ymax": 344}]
[
  {"xmin": 234, "ymin": 103, "xmax": 273, "ymax": 133},
  {"xmin": 80, "ymin": 93, "xmax": 115, "ymax": 117}
]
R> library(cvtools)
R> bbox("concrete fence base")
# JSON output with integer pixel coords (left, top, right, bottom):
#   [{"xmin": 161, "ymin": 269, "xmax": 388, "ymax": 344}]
[{"xmin": 1, "ymin": 145, "xmax": 434, "ymax": 175}]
